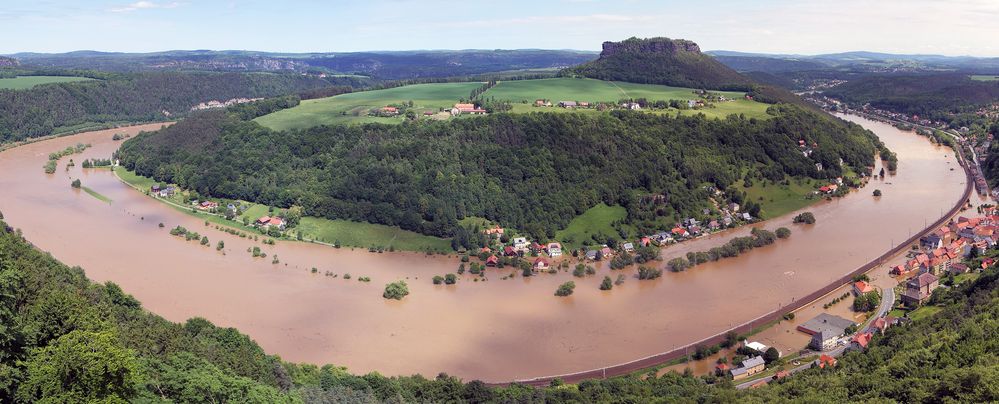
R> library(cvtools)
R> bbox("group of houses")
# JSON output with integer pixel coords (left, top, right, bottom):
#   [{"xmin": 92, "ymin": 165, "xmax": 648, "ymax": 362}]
[
  {"xmin": 890, "ymin": 213, "xmax": 997, "ymax": 306},
  {"xmin": 478, "ymin": 227, "xmax": 564, "ymax": 271},
  {"xmin": 451, "ymin": 103, "xmax": 487, "ymax": 116},
  {"xmin": 150, "ymin": 184, "xmax": 176, "ymax": 198},
  {"xmin": 190, "ymin": 97, "xmax": 263, "ymax": 111},
  {"xmin": 475, "ymin": 209, "xmax": 754, "ymax": 270}
]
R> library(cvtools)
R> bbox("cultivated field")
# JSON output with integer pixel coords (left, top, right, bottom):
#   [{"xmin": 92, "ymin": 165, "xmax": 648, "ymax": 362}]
[
  {"xmin": 255, "ymin": 82, "xmax": 483, "ymax": 130},
  {"xmin": 0, "ymin": 75, "xmax": 94, "ymax": 90},
  {"xmin": 255, "ymin": 78, "xmax": 773, "ymax": 131},
  {"xmin": 970, "ymin": 75, "xmax": 999, "ymax": 82},
  {"xmin": 485, "ymin": 78, "xmax": 771, "ymax": 119}
]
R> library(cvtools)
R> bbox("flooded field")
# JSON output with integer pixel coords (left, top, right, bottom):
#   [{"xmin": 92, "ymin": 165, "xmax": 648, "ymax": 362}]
[{"xmin": 0, "ymin": 116, "xmax": 968, "ymax": 382}]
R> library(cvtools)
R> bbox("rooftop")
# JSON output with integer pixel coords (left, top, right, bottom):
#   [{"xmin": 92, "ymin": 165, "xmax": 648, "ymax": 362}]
[{"xmin": 798, "ymin": 313, "xmax": 855, "ymax": 336}]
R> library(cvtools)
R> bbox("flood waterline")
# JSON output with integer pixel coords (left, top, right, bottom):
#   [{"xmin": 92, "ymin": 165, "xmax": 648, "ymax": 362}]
[{"xmin": 0, "ymin": 115, "xmax": 970, "ymax": 382}]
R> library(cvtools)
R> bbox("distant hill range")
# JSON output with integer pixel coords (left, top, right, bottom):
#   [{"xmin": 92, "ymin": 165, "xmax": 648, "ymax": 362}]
[
  {"xmin": 4, "ymin": 49, "xmax": 598, "ymax": 80},
  {"xmin": 708, "ymin": 50, "xmax": 999, "ymax": 74},
  {"xmin": 564, "ymin": 37, "xmax": 754, "ymax": 91}
]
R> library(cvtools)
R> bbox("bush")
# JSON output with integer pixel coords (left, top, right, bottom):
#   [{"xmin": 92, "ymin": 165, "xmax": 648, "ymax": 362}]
[
  {"xmin": 873, "ymin": 189, "xmax": 882, "ymax": 196},
  {"xmin": 793, "ymin": 212, "xmax": 816, "ymax": 224},
  {"xmin": 638, "ymin": 266, "xmax": 663, "ymax": 280},
  {"xmin": 383, "ymin": 281, "xmax": 410, "ymax": 300},
  {"xmin": 775, "ymin": 227, "xmax": 791, "ymax": 239},
  {"xmin": 432, "ymin": 275, "xmax": 444, "ymax": 285},
  {"xmin": 853, "ymin": 291, "xmax": 880, "ymax": 312},
  {"xmin": 555, "ymin": 281, "xmax": 576, "ymax": 297},
  {"xmin": 667, "ymin": 257, "xmax": 690, "ymax": 272},
  {"xmin": 70, "ymin": 179, "xmax": 81, "ymax": 188},
  {"xmin": 600, "ymin": 276, "xmax": 613, "ymax": 290},
  {"xmin": 444, "ymin": 274, "xmax": 457, "ymax": 285}
]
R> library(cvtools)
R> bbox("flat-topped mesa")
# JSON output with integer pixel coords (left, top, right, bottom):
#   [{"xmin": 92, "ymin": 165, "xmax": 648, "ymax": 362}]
[{"xmin": 600, "ymin": 37, "xmax": 702, "ymax": 57}]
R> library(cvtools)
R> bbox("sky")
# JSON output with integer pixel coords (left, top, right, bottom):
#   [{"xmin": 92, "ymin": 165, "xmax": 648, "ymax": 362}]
[{"xmin": 3, "ymin": 0, "xmax": 999, "ymax": 57}]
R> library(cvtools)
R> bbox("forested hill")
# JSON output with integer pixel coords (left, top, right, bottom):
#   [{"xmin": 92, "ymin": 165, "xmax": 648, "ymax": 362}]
[
  {"xmin": 824, "ymin": 73, "xmax": 999, "ymax": 117},
  {"xmin": 0, "ymin": 71, "xmax": 366, "ymax": 143},
  {"xmin": 4, "ymin": 215, "xmax": 999, "ymax": 402},
  {"xmin": 563, "ymin": 37, "xmax": 755, "ymax": 91},
  {"xmin": 118, "ymin": 104, "xmax": 881, "ymax": 241}
]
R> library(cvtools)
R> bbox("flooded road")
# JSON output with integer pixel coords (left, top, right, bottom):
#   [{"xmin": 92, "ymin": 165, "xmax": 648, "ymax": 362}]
[{"xmin": 0, "ymin": 116, "xmax": 967, "ymax": 382}]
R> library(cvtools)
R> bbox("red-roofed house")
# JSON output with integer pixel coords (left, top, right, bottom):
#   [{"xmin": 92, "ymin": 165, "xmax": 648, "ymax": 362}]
[
  {"xmin": 639, "ymin": 237, "xmax": 651, "ymax": 247},
  {"xmin": 268, "ymin": 217, "xmax": 286, "ymax": 230},
  {"xmin": 503, "ymin": 246, "xmax": 518, "ymax": 257},
  {"xmin": 851, "ymin": 332, "xmax": 872, "ymax": 349},
  {"xmin": 853, "ymin": 281, "xmax": 874, "ymax": 295},
  {"xmin": 817, "ymin": 354, "xmax": 837, "ymax": 368},
  {"xmin": 533, "ymin": 257, "xmax": 549, "ymax": 270},
  {"xmin": 485, "ymin": 255, "xmax": 499, "ymax": 267},
  {"xmin": 872, "ymin": 317, "xmax": 890, "ymax": 333}
]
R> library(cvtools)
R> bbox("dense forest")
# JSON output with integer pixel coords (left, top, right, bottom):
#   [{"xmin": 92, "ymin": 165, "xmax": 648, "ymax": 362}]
[
  {"xmin": 824, "ymin": 73, "xmax": 999, "ymax": 118},
  {"xmin": 118, "ymin": 104, "xmax": 881, "ymax": 241},
  {"xmin": 4, "ymin": 218, "xmax": 999, "ymax": 402},
  {"xmin": 0, "ymin": 71, "xmax": 367, "ymax": 142}
]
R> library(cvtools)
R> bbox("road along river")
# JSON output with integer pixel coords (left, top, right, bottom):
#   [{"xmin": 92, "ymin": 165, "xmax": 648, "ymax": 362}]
[{"xmin": 0, "ymin": 115, "xmax": 967, "ymax": 382}]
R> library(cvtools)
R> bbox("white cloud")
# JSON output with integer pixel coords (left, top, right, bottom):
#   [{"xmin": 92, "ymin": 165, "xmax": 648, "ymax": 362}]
[{"xmin": 110, "ymin": 1, "xmax": 180, "ymax": 13}]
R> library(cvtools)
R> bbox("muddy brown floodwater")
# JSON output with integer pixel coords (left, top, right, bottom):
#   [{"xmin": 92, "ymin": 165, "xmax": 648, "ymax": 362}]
[{"xmin": 0, "ymin": 115, "xmax": 967, "ymax": 382}]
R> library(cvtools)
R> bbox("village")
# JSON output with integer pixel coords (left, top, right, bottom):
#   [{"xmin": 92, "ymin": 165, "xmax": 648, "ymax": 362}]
[{"xmin": 709, "ymin": 211, "xmax": 999, "ymax": 388}]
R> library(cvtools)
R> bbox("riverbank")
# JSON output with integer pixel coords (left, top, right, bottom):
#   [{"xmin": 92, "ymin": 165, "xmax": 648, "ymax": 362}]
[{"xmin": 0, "ymin": 116, "xmax": 969, "ymax": 381}]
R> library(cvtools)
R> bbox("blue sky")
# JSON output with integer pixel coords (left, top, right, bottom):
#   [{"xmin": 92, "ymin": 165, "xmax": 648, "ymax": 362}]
[{"xmin": 3, "ymin": 0, "xmax": 999, "ymax": 56}]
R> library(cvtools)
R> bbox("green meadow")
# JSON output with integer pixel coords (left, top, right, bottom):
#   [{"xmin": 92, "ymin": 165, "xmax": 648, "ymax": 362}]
[
  {"xmin": 483, "ymin": 78, "xmax": 771, "ymax": 119},
  {"xmin": 254, "ymin": 78, "xmax": 772, "ymax": 131},
  {"xmin": 740, "ymin": 178, "xmax": 821, "ymax": 219},
  {"xmin": 970, "ymin": 75, "xmax": 999, "ymax": 82},
  {"xmin": 554, "ymin": 203, "xmax": 633, "ymax": 250},
  {"xmin": 255, "ymin": 82, "xmax": 483, "ymax": 130},
  {"xmin": 0, "ymin": 75, "xmax": 94, "ymax": 90},
  {"xmin": 295, "ymin": 217, "xmax": 452, "ymax": 252}
]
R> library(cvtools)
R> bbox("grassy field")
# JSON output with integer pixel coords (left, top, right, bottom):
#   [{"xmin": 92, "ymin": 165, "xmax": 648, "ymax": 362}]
[
  {"xmin": 740, "ymin": 178, "xmax": 821, "ymax": 219},
  {"xmin": 81, "ymin": 186, "xmax": 112, "ymax": 203},
  {"xmin": 0, "ymin": 75, "xmax": 94, "ymax": 90},
  {"xmin": 255, "ymin": 82, "xmax": 483, "ymax": 130},
  {"xmin": 483, "ymin": 78, "xmax": 771, "ymax": 119},
  {"xmin": 554, "ymin": 203, "xmax": 630, "ymax": 249},
  {"xmin": 255, "ymin": 78, "xmax": 772, "ymax": 132},
  {"xmin": 970, "ymin": 75, "xmax": 999, "ymax": 81},
  {"xmin": 907, "ymin": 305, "xmax": 942, "ymax": 322},
  {"xmin": 295, "ymin": 217, "xmax": 451, "ymax": 252}
]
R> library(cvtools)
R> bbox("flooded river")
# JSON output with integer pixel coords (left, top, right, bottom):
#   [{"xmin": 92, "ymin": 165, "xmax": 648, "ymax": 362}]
[{"xmin": 0, "ymin": 116, "xmax": 967, "ymax": 381}]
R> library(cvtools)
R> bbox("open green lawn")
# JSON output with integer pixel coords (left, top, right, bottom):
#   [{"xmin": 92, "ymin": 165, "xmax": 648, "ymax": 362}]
[
  {"xmin": 970, "ymin": 75, "xmax": 999, "ymax": 82},
  {"xmin": 554, "ymin": 203, "xmax": 631, "ymax": 249},
  {"xmin": 908, "ymin": 305, "xmax": 942, "ymax": 322},
  {"xmin": 296, "ymin": 217, "xmax": 451, "ymax": 252},
  {"xmin": 114, "ymin": 167, "xmax": 158, "ymax": 190},
  {"xmin": 954, "ymin": 272, "xmax": 980, "ymax": 285},
  {"xmin": 0, "ymin": 75, "xmax": 94, "ymax": 90},
  {"xmin": 255, "ymin": 82, "xmax": 483, "ymax": 130},
  {"xmin": 740, "ymin": 178, "xmax": 821, "ymax": 219}
]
